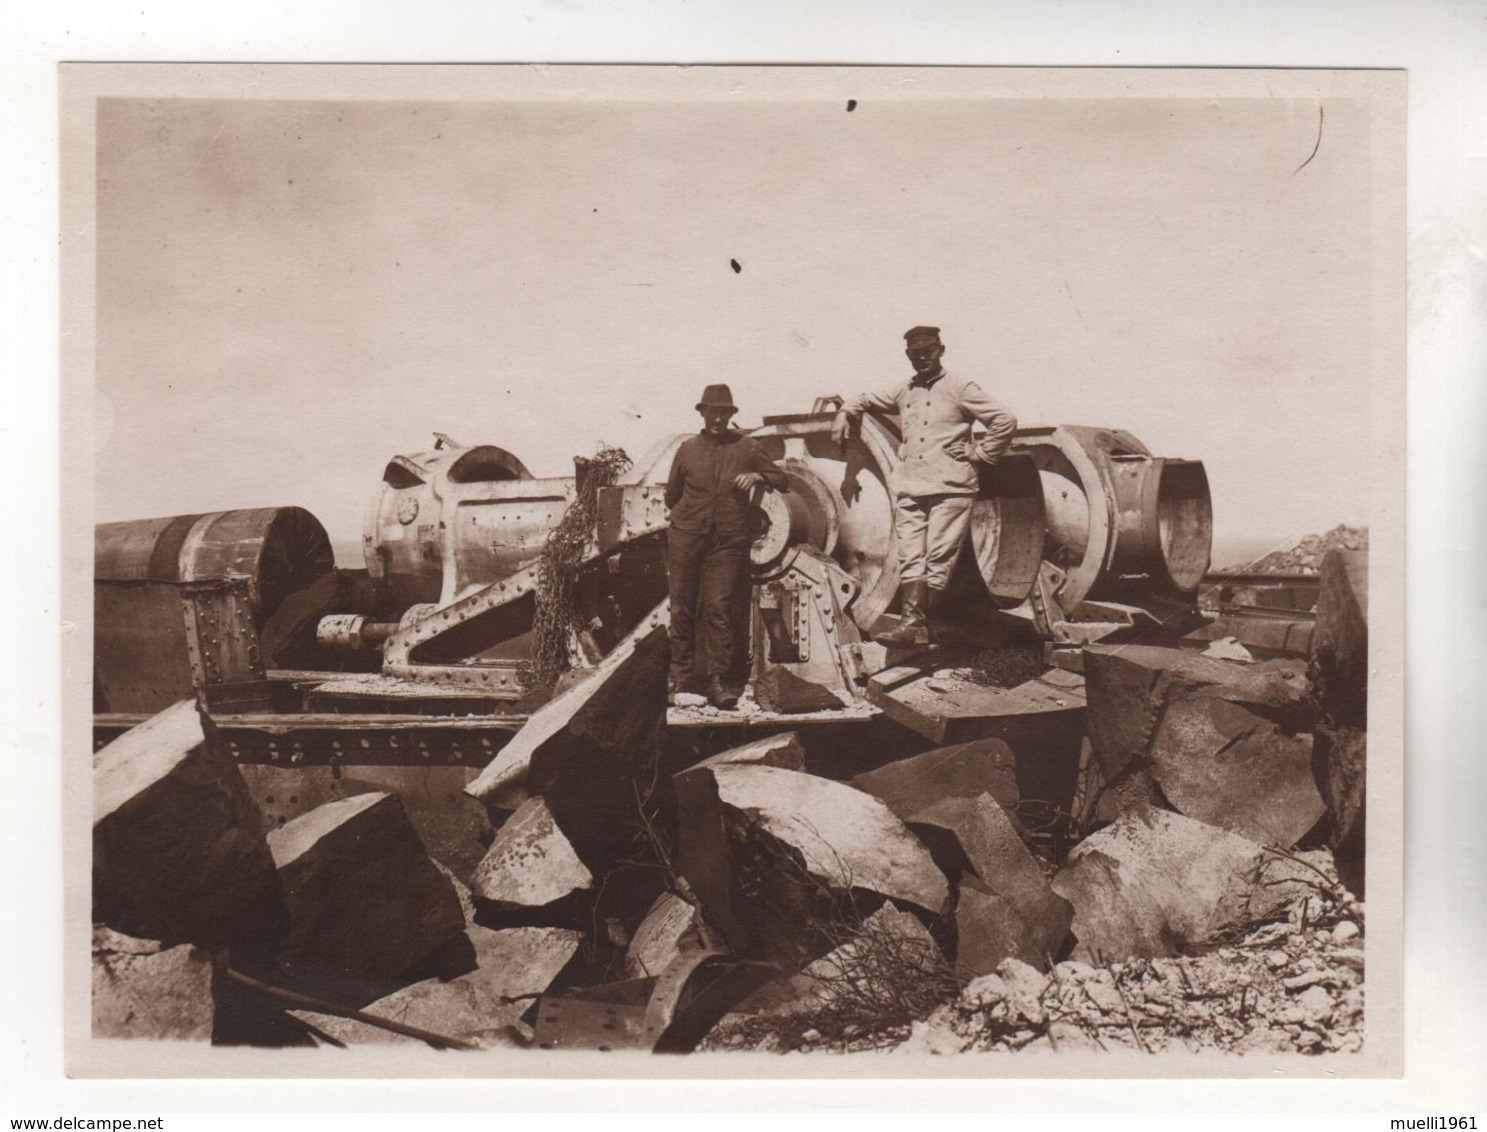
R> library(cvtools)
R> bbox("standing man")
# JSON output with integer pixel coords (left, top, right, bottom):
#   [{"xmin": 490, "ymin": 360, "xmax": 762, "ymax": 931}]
[
  {"xmin": 665, "ymin": 384, "xmax": 788, "ymax": 708},
  {"xmin": 830, "ymin": 326, "xmax": 1017, "ymax": 647}
]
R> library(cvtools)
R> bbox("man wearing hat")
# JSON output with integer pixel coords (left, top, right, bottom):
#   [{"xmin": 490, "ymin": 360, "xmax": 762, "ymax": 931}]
[
  {"xmin": 664, "ymin": 384, "xmax": 788, "ymax": 708},
  {"xmin": 830, "ymin": 326, "xmax": 1017, "ymax": 647}
]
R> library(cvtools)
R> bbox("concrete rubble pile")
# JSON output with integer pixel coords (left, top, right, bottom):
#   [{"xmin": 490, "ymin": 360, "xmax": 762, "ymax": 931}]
[
  {"xmin": 888, "ymin": 879, "xmax": 1364, "ymax": 1057},
  {"xmin": 92, "ymin": 548, "xmax": 1369, "ymax": 1053},
  {"xmin": 90, "ymin": 702, "xmax": 581, "ymax": 1045},
  {"xmin": 1232, "ymin": 524, "xmax": 1368, "ymax": 576}
]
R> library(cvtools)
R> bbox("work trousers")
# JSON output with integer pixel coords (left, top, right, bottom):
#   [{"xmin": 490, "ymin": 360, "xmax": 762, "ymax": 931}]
[
  {"xmin": 894, "ymin": 492, "xmax": 975, "ymax": 590},
  {"xmin": 667, "ymin": 528, "xmax": 752, "ymax": 687}
]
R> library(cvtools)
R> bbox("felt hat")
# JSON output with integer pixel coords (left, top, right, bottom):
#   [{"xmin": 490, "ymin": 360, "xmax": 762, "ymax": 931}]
[
  {"xmin": 695, "ymin": 384, "xmax": 738, "ymax": 412},
  {"xmin": 903, "ymin": 325, "xmax": 942, "ymax": 347}
]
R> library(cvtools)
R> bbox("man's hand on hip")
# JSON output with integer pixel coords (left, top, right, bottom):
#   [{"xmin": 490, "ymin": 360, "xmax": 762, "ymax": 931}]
[
  {"xmin": 733, "ymin": 472, "xmax": 766, "ymax": 492},
  {"xmin": 946, "ymin": 439, "xmax": 972, "ymax": 461}
]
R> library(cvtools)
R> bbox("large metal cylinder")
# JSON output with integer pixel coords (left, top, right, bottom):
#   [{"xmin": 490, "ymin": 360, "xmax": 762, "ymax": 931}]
[
  {"xmin": 1012, "ymin": 425, "xmax": 1212, "ymax": 611},
  {"xmin": 95, "ymin": 506, "xmax": 335, "ymax": 625},
  {"xmin": 749, "ymin": 413, "xmax": 1052, "ymax": 625},
  {"xmin": 362, "ymin": 442, "xmax": 574, "ymax": 612},
  {"xmin": 750, "ymin": 414, "xmax": 905, "ymax": 629}
]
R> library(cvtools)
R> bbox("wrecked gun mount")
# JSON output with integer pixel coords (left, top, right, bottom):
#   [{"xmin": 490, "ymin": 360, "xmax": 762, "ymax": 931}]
[
  {"xmin": 343, "ymin": 410, "xmax": 1211, "ymax": 694},
  {"xmin": 93, "ymin": 406, "xmax": 1213, "ymax": 761}
]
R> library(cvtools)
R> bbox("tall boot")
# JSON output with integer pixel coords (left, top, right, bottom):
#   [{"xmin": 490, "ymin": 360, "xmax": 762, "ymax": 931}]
[
  {"xmin": 877, "ymin": 580, "xmax": 931, "ymax": 647},
  {"xmin": 924, "ymin": 584, "xmax": 949, "ymax": 646}
]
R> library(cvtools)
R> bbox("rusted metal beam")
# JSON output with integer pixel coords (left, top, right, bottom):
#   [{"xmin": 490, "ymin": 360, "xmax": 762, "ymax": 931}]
[{"xmin": 93, "ymin": 712, "xmax": 523, "ymax": 766}]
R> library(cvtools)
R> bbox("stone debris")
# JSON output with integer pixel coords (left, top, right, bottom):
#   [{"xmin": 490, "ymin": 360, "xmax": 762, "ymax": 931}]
[
  {"xmin": 300, "ymin": 924, "xmax": 578, "ymax": 1046},
  {"xmin": 909, "ymin": 793, "xmax": 1071, "ymax": 973},
  {"xmin": 92, "ymin": 925, "xmax": 214, "ymax": 1041},
  {"xmin": 734, "ymin": 901, "xmax": 946, "ymax": 1018},
  {"xmin": 294, "ymin": 976, "xmax": 529, "ymax": 1049},
  {"xmin": 1149, "ymin": 696, "xmax": 1323, "ymax": 848},
  {"xmin": 94, "ymin": 550, "xmax": 1372, "ymax": 1058},
  {"xmin": 267, "ymin": 792, "xmax": 466, "ymax": 1004},
  {"xmin": 1309, "ymin": 548, "xmax": 1369, "ymax": 899},
  {"xmin": 1050, "ymin": 809, "xmax": 1332, "ymax": 963},
  {"xmin": 847, "ymin": 738, "xmax": 1020, "ymax": 821},
  {"xmin": 1311, "ymin": 549, "xmax": 1368, "ymax": 724},
  {"xmin": 431, "ymin": 860, "xmax": 478, "ymax": 927},
  {"xmin": 465, "ymin": 615, "xmax": 670, "ymax": 811},
  {"xmin": 625, "ymin": 893, "xmax": 702, "ymax": 979},
  {"xmin": 691, "ymin": 731, "xmax": 807, "ymax": 773},
  {"xmin": 1082, "ymin": 645, "xmax": 1323, "ymax": 847},
  {"xmin": 481, "ymin": 624, "xmax": 672, "ymax": 875},
  {"xmin": 1232, "ymin": 524, "xmax": 1367, "ymax": 576},
  {"xmin": 883, "ymin": 902, "xmax": 1364, "ymax": 1056},
  {"xmin": 1083, "ymin": 645, "xmax": 1315, "ymax": 781},
  {"xmin": 675, "ymin": 762, "xmax": 949, "ymax": 967},
  {"xmin": 752, "ymin": 667, "xmax": 849, "ymax": 714},
  {"xmin": 237, "ymin": 764, "xmax": 493, "ymax": 878},
  {"xmin": 1314, "ymin": 724, "xmax": 1366, "ymax": 880},
  {"xmin": 464, "ymin": 926, "xmax": 581, "ymax": 999},
  {"xmin": 93, "ymin": 700, "xmax": 287, "ymax": 954},
  {"xmin": 467, "ymin": 796, "xmax": 593, "ymax": 909}
]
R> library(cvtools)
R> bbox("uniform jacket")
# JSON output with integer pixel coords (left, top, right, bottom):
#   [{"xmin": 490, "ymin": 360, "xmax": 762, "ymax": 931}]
[
  {"xmin": 664, "ymin": 429, "xmax": 789, "ymax": 536},
  {"xmin": 844, "ymin": 368, "xmax": 1017, "ymax": 497}
]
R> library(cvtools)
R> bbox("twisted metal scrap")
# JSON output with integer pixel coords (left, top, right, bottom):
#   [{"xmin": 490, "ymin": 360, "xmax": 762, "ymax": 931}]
[{"xmin": 519, "ymin": 443, "xmax": 633, "ymax": 692}]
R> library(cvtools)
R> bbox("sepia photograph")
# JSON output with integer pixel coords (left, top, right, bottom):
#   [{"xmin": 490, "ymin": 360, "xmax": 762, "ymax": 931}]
[{"xmin": 62, "ymin": 64, "xmax": 1405, "ymax": 1078}]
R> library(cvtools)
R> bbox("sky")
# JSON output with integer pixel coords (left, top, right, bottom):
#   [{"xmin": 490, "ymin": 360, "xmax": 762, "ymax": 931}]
[{"xmin": 94, "ymin": 85, "xmax": 1387, "ymax": 567}]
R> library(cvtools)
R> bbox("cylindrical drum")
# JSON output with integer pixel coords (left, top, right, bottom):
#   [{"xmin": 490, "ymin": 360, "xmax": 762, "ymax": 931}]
[
  {"xmin": 95, "ymin": 506, "xmax": 335, "ymax": 625},
  {"xmin": 363, "ymin": 443, "xmax": 577, "ymax": 612}
]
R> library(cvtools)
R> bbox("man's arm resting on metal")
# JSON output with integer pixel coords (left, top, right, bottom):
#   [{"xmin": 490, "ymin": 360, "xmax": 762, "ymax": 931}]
[
  {"xmin": 831, "ymin": 385, "xmax": 900, "ymax": 444},
  {"xmin": 735, "ymin": 439, "xmax": 790, "ymax": 493}
]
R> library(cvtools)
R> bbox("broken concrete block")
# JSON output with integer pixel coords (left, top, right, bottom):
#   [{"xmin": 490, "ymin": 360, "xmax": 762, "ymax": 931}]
[
  {"xmin": 432, "ymin": 860, "xmax": 477, "ymax": 927},
  {"xmin": 1082, "ymin": 645, "xmax": 1314, "ymax": 781},
  {"xmin": 1314, "ymin": 724, "xmax": 1366, "ymax": 898},
  {"xmin": 466, "ymin": 613, "xmax": 669, "ymax": 811},
  {"xmin": 240, "ymin": 764, "xmax": 495, "ymax": 878},
  {"xmin": 93, "ymin": 700, "xmax": 287, "ymax": 953},
  {"xmin": 911, "ymin": 793, "xmax": 1047, "ymax": 897},
  {"xmin": 1150, "ymin": 696, "xmax": 1324, "ymax": 848},
  {"xmin": 675, "ymin": 763, "xmax": 949, "ymax": 968},
  {"xmin": 848, "ymin": 738, "xmax": 1020, "ymax": 821},
  {"xmin": 467, "ymin": 617, "xmax": 671, "ymax": 873},
  {"xmin": 268, "ymin": 792, "xmax": 465, "ymax": 1003},
  {"xmin": 691, "ymin": 731, "xmax": 806, "ymax": 773},
  {"xmin": 465, "ymin": 925, "xmax": 581, "ymax": 998},
  {"xmin": 1082, "ymin": 645, "xmax": 1322, "ymax": 845},
  {"xmin": 92, "ymin": 925, "xmax": 213, "ymax": 1041},
  {"xmin": 294, "ymin": 976, "xmax": 528, "ymax": 1049},
  {"xmin": 752, "ymin": 668, "xmax": 846, "ymax": 714},
  {"xmin": 467, "ymin": 795, "xmax": 593, "ymax": 908},
  {"xmin": 625, "ymin": 893, "xmax": 700, "ymax": 979},
  {"xmin": 1050, "ymin": 809, "xmax": 1320, "ymax": 964},
  {"xmin": 698, "ymin": 764, "xmax": 949, "ymax": 911},
  {"xmin": 909, "ymin": 794, "xmax": 1070, "ymax": 972},
  {"xmin": 956, "ymin": 883, "xmax": 1039, "ymax": 978},
  {"xmin": 1311, "ymin": 549, "xmax": 1368, "ymax": 726}
]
